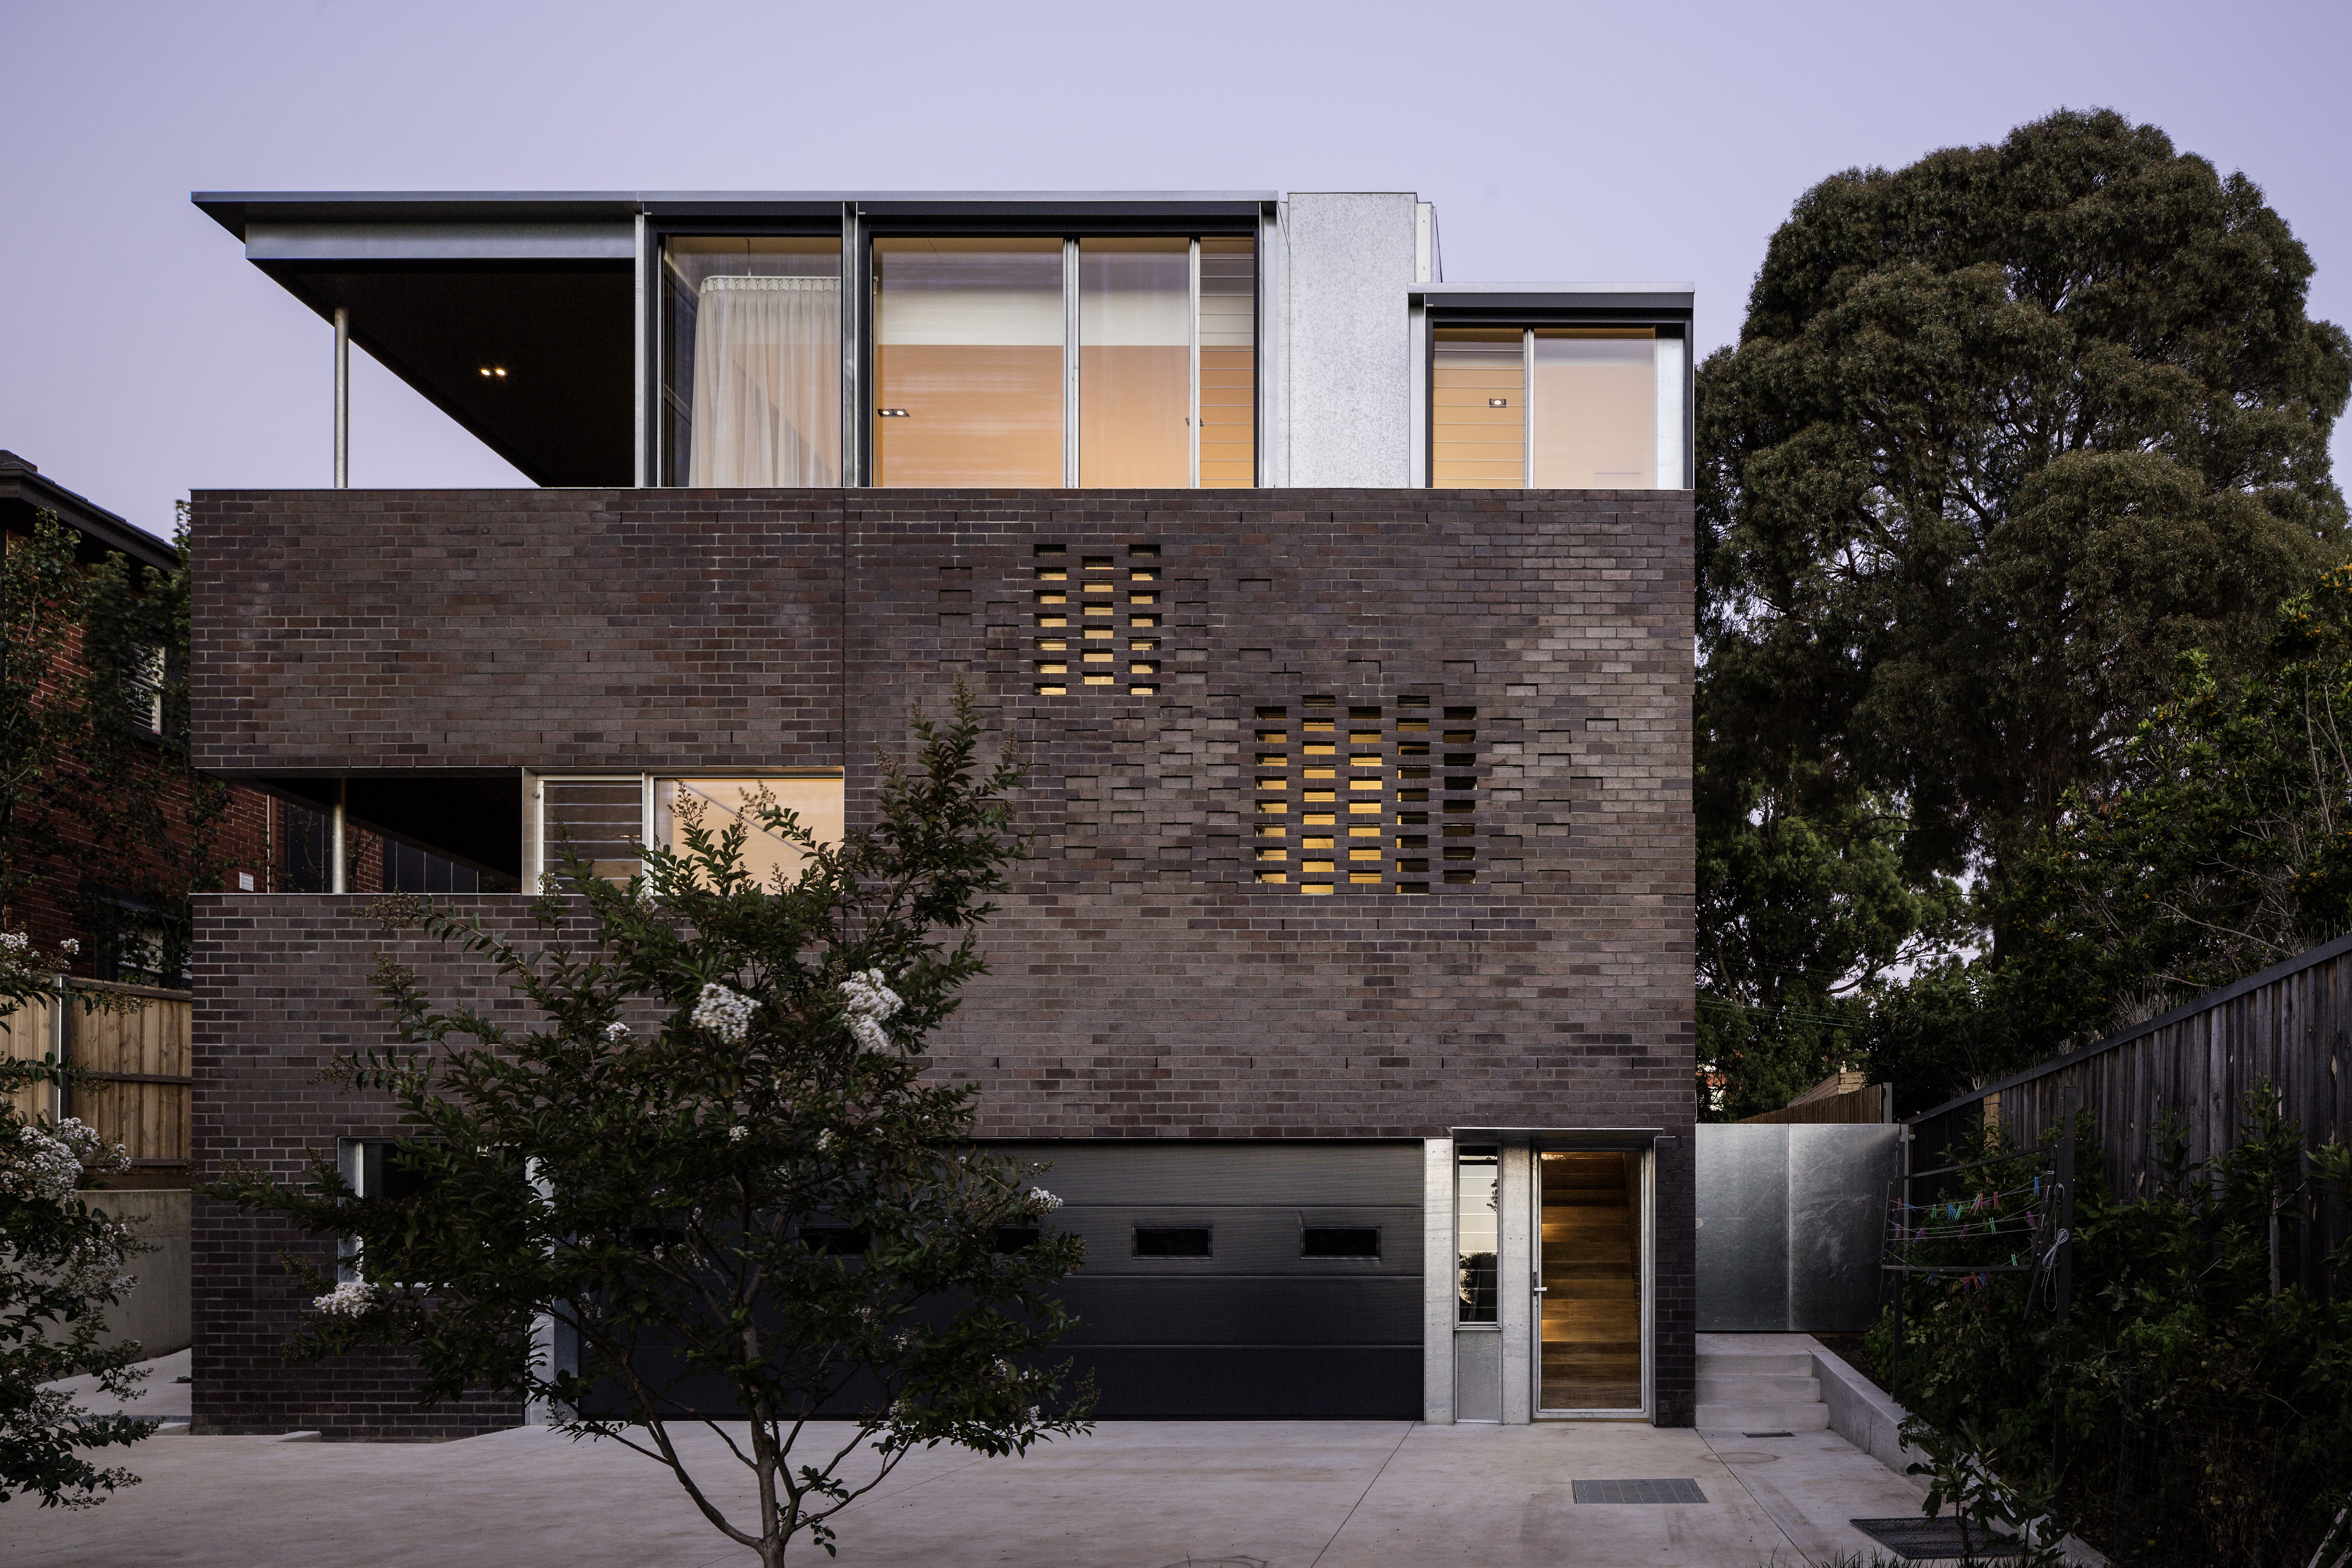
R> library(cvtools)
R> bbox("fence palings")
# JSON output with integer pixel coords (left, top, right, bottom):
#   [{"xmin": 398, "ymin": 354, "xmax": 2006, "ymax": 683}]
[
  {"xmin": 1907, "ymin": 931, "xmax": 2352, "ymax": 1295},
  {"xmin": 0, "ymin": 979, "xmax": 191, "ymax": 1168}
]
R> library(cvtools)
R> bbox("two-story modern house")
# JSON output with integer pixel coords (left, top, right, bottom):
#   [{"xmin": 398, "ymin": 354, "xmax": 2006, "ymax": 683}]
[{"xmin": 185, "ymin": 190, "xmax": 1695, "ymax": 1436}]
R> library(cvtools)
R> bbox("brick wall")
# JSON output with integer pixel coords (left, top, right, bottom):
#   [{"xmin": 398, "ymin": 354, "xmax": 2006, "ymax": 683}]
[{"xmin": 190, "ymin": 487, "xmax": 1695, "ymax": 1431}]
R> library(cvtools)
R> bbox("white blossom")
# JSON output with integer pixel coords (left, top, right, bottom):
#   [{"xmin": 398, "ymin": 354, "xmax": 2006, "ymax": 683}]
[
  {"xmin": 603, "ymin": 1020, "xmax": 631, "ymax": 1041},
  {"xmin": 839, "ymin": 969, "xmax": 904, "ymax": 1053},
  {"xmin": 0, "ymin": 931, "xmax": 27, "ymax": 955},
  {"xmin": 1027, "ymin": 1186, "xmax": 1063, "ymax": 1214},
  {"xmin": 816, "ymin": 1129, "xmax": 836, "ymax": 1152},
  {"xmin": 1, "ymin": 1120, "xmax": 130, "ymax": 1203},
  {"xmin": 312, "ymin": 1278, "xmax": 379, "ymax": 1318},
  {"xmin": 691, "ymin": 982, "xmax": 756, "ymax": 1043},
  {"xmin": 58, "ymin": 938, "xmax": 78, "ymax": 957},
  {"xmin": 727, "ymin": 1124, "xmax": 749, "ymax": 1142}
]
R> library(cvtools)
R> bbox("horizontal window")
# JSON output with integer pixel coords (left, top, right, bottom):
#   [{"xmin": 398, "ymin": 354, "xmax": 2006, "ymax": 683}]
[
  {"xmin": 1132, "ymin": 1225, "xmax": 1212, "ymax": 1258},
  {"xmin": 531, "ymin": 772, "xmax": 843, "ymax": 890},
  {"xmin": 1302, "ymin": 1226, "xmax": 1381, "ymax": 1258}
]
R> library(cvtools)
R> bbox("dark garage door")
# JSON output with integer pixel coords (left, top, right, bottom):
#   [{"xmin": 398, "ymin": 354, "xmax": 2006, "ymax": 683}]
[{"xmin": 993, "ymin": 1139, "xmax": 1423, "ymax": 1418}]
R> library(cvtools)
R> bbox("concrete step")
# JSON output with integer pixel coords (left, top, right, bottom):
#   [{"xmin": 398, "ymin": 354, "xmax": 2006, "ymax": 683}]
[
  {"xmin": 1696, "ymin": 1351, "xmax": 1813, "ymax": 1377},
  {"xmin": 1697, "ymin": 1374, "xmax": 1822, "ymax": 1403},
  {"xmin": 1694, "ymin": 1402, "xmax": 1832, "ymax": 1432}
]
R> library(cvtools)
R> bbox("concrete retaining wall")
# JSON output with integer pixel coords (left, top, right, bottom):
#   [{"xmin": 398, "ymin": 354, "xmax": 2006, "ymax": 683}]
[{"xmin": 84, "ymin": 1189, "xmax": 190, "ymax": 1356}]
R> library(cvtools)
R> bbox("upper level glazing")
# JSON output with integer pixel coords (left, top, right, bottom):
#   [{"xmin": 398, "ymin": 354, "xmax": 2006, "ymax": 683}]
[{"xmin": 194, "ymin": 192, "xmax": 1691, "ymax": 492}]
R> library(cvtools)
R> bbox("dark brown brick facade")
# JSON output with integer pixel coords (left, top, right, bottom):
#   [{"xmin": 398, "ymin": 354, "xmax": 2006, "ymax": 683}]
[{"xmin": 189, "ymin": 487, "xmax": 1695, "ymax": 1433}]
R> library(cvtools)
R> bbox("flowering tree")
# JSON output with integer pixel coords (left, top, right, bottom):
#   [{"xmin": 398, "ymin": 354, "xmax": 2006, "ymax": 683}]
[
  {"xmin": 0, "ymin": 930, "xmax": 155, "ymax": 1509},
  {"xmin": 214, "ymin": 693, "xmax": 1091, "ymax": 1566}
]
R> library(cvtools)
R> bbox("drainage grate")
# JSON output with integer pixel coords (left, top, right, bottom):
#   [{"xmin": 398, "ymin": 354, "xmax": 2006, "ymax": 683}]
[
  {"xmin": 1851, "ymin": 1517, "xmax": 2023, "ymax": 1560},
  {"xmin": 1742, "ymin": 1430, "xmax": 1794, "ymax": 1438},
  {"xmin": 1573, "ymin": 1478, "xmax": 1707, "ymax": 1505}
]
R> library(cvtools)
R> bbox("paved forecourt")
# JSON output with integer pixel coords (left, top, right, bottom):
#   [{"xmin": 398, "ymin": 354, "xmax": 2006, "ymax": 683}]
[{"xmin": 8, "ymin": 1406, "xmax": 1932, "ymax": 1567}]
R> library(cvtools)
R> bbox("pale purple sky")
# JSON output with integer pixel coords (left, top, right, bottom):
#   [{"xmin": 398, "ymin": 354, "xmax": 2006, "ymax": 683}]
[{"xmin": 8, "ymin": 0, "xmax": 2349, "ymax": 539}]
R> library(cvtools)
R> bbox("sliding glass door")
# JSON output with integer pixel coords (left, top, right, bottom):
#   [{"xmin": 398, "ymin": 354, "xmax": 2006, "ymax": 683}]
[
  {"xmin": 873, "ymin": 238, "xmax": 1067, "ymax": 487},
  {"xmin": 1078, "ymin": 238, "xmax": 1190, "ymax": 486}
]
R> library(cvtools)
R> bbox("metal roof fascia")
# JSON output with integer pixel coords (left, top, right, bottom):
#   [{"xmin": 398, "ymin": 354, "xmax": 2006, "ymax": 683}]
[
  {"xmin": 1414, "ymin": 283, "xmax": 1694, "ymax": 312},
  {"xmin": 244, "ymin": 221, "xmax": 635, "ymax": 262},
  {"xmin": 195, "ymin": 190, "xmax": 1283, "ymax": 240}
]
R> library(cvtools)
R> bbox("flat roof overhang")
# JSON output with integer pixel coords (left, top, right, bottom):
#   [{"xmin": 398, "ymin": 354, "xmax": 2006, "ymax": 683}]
[
  {"xmin": 1412, "ymin": 282, "xmax": 1694, "ymax": 327},
  {"xmin": 196, "ymin": 192, "xmax": 1284, "ymax": 486}
]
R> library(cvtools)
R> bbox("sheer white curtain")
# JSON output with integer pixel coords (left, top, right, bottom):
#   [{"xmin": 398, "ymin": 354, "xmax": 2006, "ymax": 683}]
[{"xmin": 688, "ymin": 275, "xmax": 840, "ymax": 486}]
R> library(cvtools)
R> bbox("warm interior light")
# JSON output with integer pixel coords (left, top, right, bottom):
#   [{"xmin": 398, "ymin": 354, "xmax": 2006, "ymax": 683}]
[
  {"xmin": 479, "ymin": 368, "xmax": 491, "ymax": 377},
  {"xmin": 1488, "ymin": 398, "xmax": 1509, "ymax": 407},
  {"xmin": 878, "ymin": 408, "xmax": 909, "ymax": 417},
  {"xmin": 494, "ymin": 367, "xmax": 507, "ymax": 377}
]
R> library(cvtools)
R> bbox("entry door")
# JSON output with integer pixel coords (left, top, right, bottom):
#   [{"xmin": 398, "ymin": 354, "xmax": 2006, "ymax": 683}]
[{"xmin": 1536, "ymin": 1149, "xmax": 1648, "ymax": 1414}]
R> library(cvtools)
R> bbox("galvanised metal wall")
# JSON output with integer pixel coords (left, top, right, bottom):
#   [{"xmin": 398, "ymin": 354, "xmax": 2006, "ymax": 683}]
[
  {"xmin": 994, "ymin": 1139, "xmax": 1424, "ymax": 1417},
  {"xmin": 1695, "ymin": 1124, "xmax": 1901, "ymax": 1332}
]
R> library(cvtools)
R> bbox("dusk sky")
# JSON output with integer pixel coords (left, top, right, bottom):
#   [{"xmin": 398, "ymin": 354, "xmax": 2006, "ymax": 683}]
[{"xmin": 8, "ymin": 0, "xmax": 2349, "ymax": 538}]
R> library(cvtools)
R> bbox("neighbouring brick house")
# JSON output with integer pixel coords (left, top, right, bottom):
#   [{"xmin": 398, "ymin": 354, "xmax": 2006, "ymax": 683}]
[
  {"xmin": 186, "ymin": 190, "xmax": 1696, "ymax": 1435},
  {"xmin": 0, "ymin": 451, "xmax": 276, "ymax": 978}
]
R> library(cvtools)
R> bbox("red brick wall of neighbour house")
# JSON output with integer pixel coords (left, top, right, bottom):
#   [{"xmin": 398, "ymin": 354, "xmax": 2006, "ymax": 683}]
[
  {"xmin": 0, "ymin": 534, "xmax": 271, "ymax": 974},
  {"xmin": 187, "ymin": 487, "xmax": 1696, "ymax": 1431}
]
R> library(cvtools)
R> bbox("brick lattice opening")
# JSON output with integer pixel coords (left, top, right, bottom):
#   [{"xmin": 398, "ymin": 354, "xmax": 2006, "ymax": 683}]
[
  {"xmin": 1250, "ymin": 692, "xmax": 1478, "ymax": 893},
  {"xmin": 1033, "ymin": 542, "xmax": 1161, "ymax": 697}
]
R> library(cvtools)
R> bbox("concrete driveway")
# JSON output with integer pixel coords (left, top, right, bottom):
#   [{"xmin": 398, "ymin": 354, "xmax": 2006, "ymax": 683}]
[{"xmin": 7, "ymin": 1357, "xmax": 1931, "ymax": 1567}]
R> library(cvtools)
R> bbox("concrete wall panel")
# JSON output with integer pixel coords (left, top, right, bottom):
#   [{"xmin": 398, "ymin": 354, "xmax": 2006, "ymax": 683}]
[{"xmin": 1282, "ymin": 194, "xmax": 1416, "ymax": 486}]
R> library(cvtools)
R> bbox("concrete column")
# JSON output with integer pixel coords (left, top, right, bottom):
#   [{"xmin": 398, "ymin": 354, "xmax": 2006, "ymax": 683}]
[
  {"xmin": 1281, "ymin": 193, "xmax": 1418, "ymax": 487},
  {"xmin": 1498, "ymin": 1139, "xmax": 1534, "ymax": 1423},
  {"xmin": 1421, "ymin": 1136, "xmax": 1455, "ymax": 1423}
]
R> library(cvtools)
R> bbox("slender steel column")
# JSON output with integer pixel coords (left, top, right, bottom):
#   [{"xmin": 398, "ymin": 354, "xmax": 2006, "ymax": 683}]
[
  {"xmin": 330, "ymin": 780, "xmax": 348, "ymax": 895},
  {"xmin": 333, "ymin": 306, "xmax": 350, "ymax": 487}
]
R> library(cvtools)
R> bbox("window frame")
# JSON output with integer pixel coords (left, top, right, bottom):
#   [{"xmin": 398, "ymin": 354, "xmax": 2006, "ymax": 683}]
[
  {"xmin": 523, "ymin": 768, "xmax": 845, "ymax": 891},
  {"xmin": 645, "ymin": 200, "xmax": 1266, "ymax": 489},
  {"xmin": 1416, "ymin": 293, "xmax": 1694, "ymax": 491}
]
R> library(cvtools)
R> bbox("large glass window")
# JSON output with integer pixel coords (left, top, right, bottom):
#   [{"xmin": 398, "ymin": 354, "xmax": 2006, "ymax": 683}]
[
  {"xmin": 655, "ymin": 776, "xmax": 844, "ymax": 888},
  {"xmin": 1533, "ymin": 329, "xmax": 1658, "ymax": 489},
  {"xmin": 663, "ymin": 238, "xmax": 842, "ymax": 487},
  {"xmin": 1431, "ymin": 326, "xmax": 1685, "ymax": 489},
  {"xmin": 874, "ymin": 238, "xmax": 1067, "ymax": 487},
  {"xmin": 663, "ymin": 230, "xmax": 1255, "ymax": 487}
]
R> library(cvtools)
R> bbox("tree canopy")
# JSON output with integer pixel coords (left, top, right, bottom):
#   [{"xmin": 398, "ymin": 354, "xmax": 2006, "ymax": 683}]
[{"xmin": 1696, "ymin": 107, "xmax": 2352, "ymax": 1112}]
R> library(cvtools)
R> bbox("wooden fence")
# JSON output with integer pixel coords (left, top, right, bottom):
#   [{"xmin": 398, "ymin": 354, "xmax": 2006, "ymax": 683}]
[
  {"xmin": 1908, "ymin": 931, "xmax": 2352, "ymax": 1294},
  {"xmin": 1741, "ymin": 1081, "xmax": 1894, "ymax": 1125},
  {"xmin": 1, "ymin": 978, "xmax": 192, "ymax": 1173}
]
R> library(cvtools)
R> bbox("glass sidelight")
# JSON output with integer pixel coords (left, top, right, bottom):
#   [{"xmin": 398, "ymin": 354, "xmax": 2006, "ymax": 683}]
[
  {"xmin": 1537, "ymin": 1149, "xmax": 1645, "ymax": 1412},
  {"xmin": 1453, "ymin": 1144, "xmax": 1502, "ymax": 1422}
]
